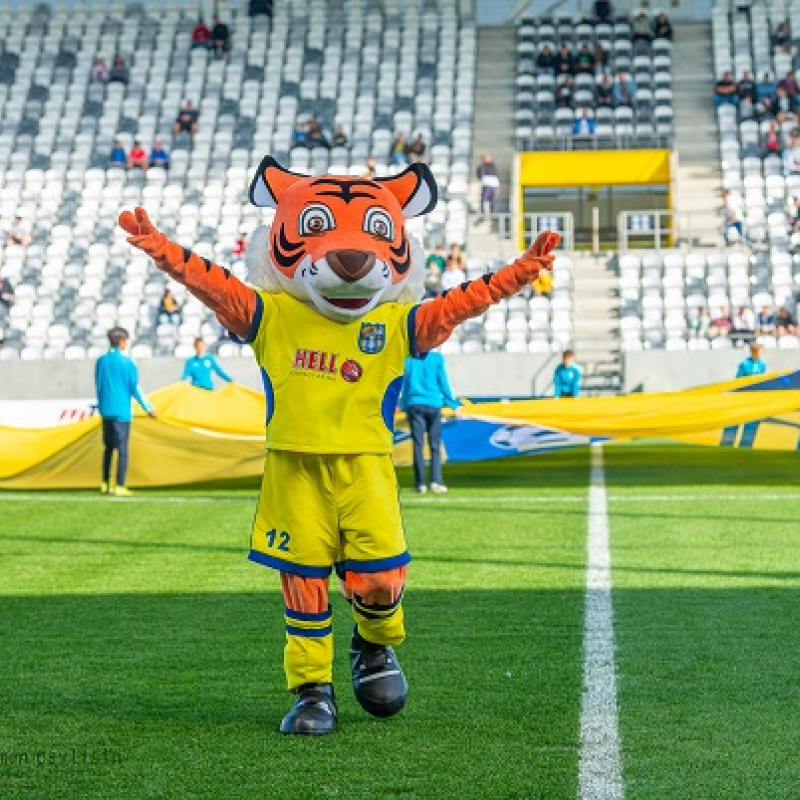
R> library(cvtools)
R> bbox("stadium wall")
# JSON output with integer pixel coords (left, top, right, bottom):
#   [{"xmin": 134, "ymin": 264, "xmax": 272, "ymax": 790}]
[{"xmin": 4, "ymin": 352, "xmax": 798, "ymax": 404}]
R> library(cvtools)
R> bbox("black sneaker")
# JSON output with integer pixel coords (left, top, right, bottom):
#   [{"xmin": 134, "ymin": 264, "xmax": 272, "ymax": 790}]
[
  {"xmin": 279, "ymin": 683, "xmax": 338, "ymax": 735},
  {"xmin": 349, "ymin": 628, "xmax": 408, "ymax": 718}
]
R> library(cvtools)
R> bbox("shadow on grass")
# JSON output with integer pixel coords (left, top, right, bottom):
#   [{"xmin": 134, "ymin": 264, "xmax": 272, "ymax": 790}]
[{"xmin": 0, "ymin": 589, "xmax": 582, "ymax": 800}]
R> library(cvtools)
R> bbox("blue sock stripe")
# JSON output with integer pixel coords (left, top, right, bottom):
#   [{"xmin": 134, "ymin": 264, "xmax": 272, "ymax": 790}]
[
  {"xmin": 285, "ymin": 624, "xmax": 333, "ymax": 638},
  {"xmin": 284, "ymin": 605, "xmax": 332, "ymax": 623}
]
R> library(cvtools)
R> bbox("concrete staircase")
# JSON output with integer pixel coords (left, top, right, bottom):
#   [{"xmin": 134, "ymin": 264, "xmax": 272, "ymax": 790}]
[
  {"xmin": 470, "ymin": 25, "xmax": 516, "ymax": 215},
  {"xmin": 570, "ymin": 254, "xmax": 621, "ymax": 396},
  {"xmin": 671, "ymin": 21, "xmax": 724, "ymax": 247}
]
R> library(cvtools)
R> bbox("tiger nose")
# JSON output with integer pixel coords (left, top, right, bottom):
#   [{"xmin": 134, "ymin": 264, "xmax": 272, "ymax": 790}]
[{"xmin": 326, "ymin": 249, "xmax": 376, "ymax": 283}]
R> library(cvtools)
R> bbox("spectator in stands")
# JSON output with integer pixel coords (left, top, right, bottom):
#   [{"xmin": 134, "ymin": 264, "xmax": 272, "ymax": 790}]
[
  {"xmin": 731, "ymin": 305, "xmax": 756, "ymax": 344},
  {"xmin": 332, "ymin": 125, "xmax": 348, "ymax": 147},
  {"xmin": 724, "ymin": 206, "xmax": 746, "ymax": 245},
  {"xmin": 91, "ymin": 56, "xmax": 109, "ymax": 82},
  {"xmin": 158, "ymin": 288, "xmax": 182, "ymax": 326},
  {"xmin": 573, "ymin": 106, "xmax": 595, "ymax": 136},
  {"xmin": 6, "ymin": 216, "xmax": 29, "ymax": 247},
  {"xmin": 632, "ymin": 13, "xmax": 653, "ymax": 44},
  {"xmin": 783, "ymin": 128, "xmax": 800, "ymax": 174},
  {"xmin": 476, "ymin": 153, "xmax": 500, "ymax": 219},
  {"xmin": 308, "ymin": 119, "xmax": 331, "ymax": 150},
  {"xmin": 0, "ymin": 268, "xmax": 14, "ymax": 311},
  {"xmin": 593, "ymin": 0, "xmax": 613, "ymax": 23},
  {"xmin": 183, "ymin": 338, "xmax": 233, "ymax": 390},
  {"xmin": 736, "ymin": 343, "xmax": 767, "ymax": 378},
  {"xmin": 653, "ymin": 12, "xmax": 673, "ymax": 41},
  {"xmin": 756, "ymin": 72, "xmax": 776, "ymax": 104},
  {"xmin": 738, "ymin": 69, "xmax": 757, "ymax": 105},
  {"xmin": 575, "ymin": 43, "xmax": 594, "ymax": 74},
  {"xmin": 448, "ymin": 243, "xmax": 466, "ymax": 270},
  {"xmin": 109, "ymin": 139, "xmax": 126, "ymax": 169},
  {"xmin": 763, "ymin": 120, "xmax": 783, "ymax": 155},
  {"xmin": 773, "ymin": 87, "xmax": 798, "ymax": 123},
  {"xmin": 612, "ymin": 70, "xmax": 637, "ymax": 107},
  {"xmin": 555, "ymin": 76, "xmax": 574, "ymax": 108},
  {"xmin": 232, "ymin": 232, "xmax": 248, "ymax": 264},
  {"xmin": 790, "ymin": 197, "xmax": 800, "ymax": 231},
  {"xmin": 95, "ymin": 326, "xmax": 156, "ymax": 496},
  {"xmin": 174, "ymin": 100, "xmax": 199, "ymax": 138},
  {"xmin": 149, "ymin": 139, "xmax": 170, "ymax": 170},
  {"xmin": 757, "ymin": 305, "xmax": 776, "ymax": 334},
  {"xmin": 708, "ymin": 307, "xmax": 733, "ymax": 338},
  {"xmin": 688, "ymin": 306, "xmax": 710, "ymax": 339},
  {"xmin": 772, "ymin": 22, "xmax": 792, "ymax": 54},
  {"xmin": 714, "ymin": 71, "xmax": 739, "ymax": 107},
  {"xmin": 553, "ymin": 350, "xmax": 582, "ymax": 398},
  {"xmin": 191, "ymin": 18, "xmax": 211, "ymax": 50},
  {"xmin": 293, "ymin": 120, "xmax": 311, "ymax": 148},
  {"xmin": 537, "ymin": 44, "xmax": 555, "ymax": 75},
  {"xmin": 400, "ymin": 350, "xmax": 460, "ymax": 495},
  {"xmin": 426, "ymin": 245, "xmax": 446, "ymax": 275},
  {"xmin": 423, "ymin": 263, "xmax": 443, "ymax": 298},
  {"xmin": 778, "ymin": 70, "xmax": 799, "ymax": 99},
  {"xmin": 555, "ymin": 43, "xmax": 574, "ymax": 76},
  {"xmin": 776, "ymin": 306, "xmax": 798, "ymax": 336},
  {"xmin": 108, "ymin": 53, "xmax": 129, "ymax": 85},
  {"xmin": 407, "ymin": 133, "xmax": 426, "ymax": 162},
  {"xmin": 441, "ymin": 250, "xmax": 466, "ymax": 291},
  {"xmin": 593, "ymin": 43, "xmax": 608, "ymax": 75},
  {"xmin": 363, "ymin": 155, "xmax": 377, "ymax": 179},
  {"xmin": 211, "ymin": 14, "xmax": 231, "ymax": 59},
  {"xmin": 389, "ymin": 133, "xmax": 409, "ymax": 165},
  {"xmin": 596, "ymin": 72, "xmax": 614, "ymax": 107},
  {"xmin": 127, "ymin": 141, "xmax": 148, "ymax": 171}
]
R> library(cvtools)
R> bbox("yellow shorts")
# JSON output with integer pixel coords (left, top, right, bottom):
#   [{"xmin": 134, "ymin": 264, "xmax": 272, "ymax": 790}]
[{"xmin": 248, "ymin": 450, "xmax": 410, "ymax": 577}]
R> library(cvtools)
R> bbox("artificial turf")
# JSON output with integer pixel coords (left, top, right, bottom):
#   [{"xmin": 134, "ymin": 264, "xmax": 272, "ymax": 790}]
[{"xmin": 0, "ymin": 446, "xmax": 798, "ymax": 798}]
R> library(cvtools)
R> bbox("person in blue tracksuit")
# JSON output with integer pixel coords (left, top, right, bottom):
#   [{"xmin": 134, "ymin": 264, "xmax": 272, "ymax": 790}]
[
  {"xmin": 399, "ymin": 351, "xmax": 460, "ymax": 494},
  {"xmin": 553, "ymin": 350, "xmax": 582, "ymax": 398},
  {"xmin": 736, "ymin": 343, "xmax": 767, "ymax": 378},
  {"xmin": 95, "ymin": 327, "xmax": 156, "ymax": 496},
  {"xmin": 182, "ymin": 337, "xmax": 233, "ymax": 390}
]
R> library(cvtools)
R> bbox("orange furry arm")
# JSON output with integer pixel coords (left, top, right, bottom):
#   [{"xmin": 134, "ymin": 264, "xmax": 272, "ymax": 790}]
[
  {"xmin": 414, "ymin": 231, "xmax": 560, "ymax": 352},
  {"xmin": 119, "ymin": 207, "xmax": 258, "ymax": 340}
]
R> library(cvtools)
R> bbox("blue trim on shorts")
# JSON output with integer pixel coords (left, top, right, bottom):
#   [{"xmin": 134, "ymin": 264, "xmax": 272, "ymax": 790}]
[
  {"xmin": 285, "ymin": 624, "xmax": 333, "ymax": 638},
  {"xmin": 285, "ymin": 606, "xmax": 332, "ymax": 622},
  {"xmin": 340, "ymin": 551, "xmax": 411, "ymax": 573},
  {"xmin": 260, "ymin": 367, "xmax": 275, "ymax": 426},
  {"xmin": 230, "ymin": 292, "xmax": 264, "ymax": 344},
  {"xmin": 247, "ymin": 549, "xmax": 332, "ymax": 577}
]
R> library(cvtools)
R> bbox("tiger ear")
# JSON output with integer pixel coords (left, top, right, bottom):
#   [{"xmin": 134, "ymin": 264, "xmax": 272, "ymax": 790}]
[
  {"xmin": 249, "ymin": 155, "xmax": 308, "ymax": 208},
  {"xmin": 375, "ymin": 163, "xmax": 438, "ymax": 219}
]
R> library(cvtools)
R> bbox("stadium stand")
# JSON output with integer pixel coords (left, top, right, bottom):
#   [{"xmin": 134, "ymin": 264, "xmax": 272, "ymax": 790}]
[
  {"xmin": 0, "ymin": 0, "xmax": 476, "ymax": 361},
  {"xmin": 515, "ymin": 11, "xmax": 674, "ymax": 150}
]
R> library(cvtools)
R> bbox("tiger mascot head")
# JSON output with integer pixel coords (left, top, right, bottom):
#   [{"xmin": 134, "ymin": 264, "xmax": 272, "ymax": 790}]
[{"xmin": 245, "ymin": 156, "xmax": 438, "ymax": 323}]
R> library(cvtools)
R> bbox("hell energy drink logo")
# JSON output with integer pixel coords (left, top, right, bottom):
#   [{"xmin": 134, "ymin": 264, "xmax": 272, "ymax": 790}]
[{"xmin": 292, "ymin": 349, "xmax": 339, "ymax": 376}]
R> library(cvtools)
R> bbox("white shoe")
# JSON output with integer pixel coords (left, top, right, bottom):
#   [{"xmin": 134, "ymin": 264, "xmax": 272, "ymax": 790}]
[
  {"xmin": 430, "ymin": 482, "xmax": 448, "ymax": 494},
  {"xmin": 415, "ymin": 485, "xmax": 428, "ymax": 494}
]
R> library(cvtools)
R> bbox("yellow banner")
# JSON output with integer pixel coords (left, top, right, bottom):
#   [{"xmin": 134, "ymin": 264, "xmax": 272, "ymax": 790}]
[{"xmin": 1, "ymin": 372, "xmax": 799, "ymax": 490}]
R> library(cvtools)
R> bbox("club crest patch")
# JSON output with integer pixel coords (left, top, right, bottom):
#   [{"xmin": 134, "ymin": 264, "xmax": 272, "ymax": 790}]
[{"xmin": 358, "ymin": 322, "xmax": 386, "ymax": 354}]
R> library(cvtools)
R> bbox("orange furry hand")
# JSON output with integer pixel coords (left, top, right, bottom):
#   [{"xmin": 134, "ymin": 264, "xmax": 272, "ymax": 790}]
[
  {"xmin": 118, "ymin": 207, "xmax": 172, "ymax": 263},
  {"xmin": 510, "ymin": 230, "xmax": 560, "ymax": 281}
]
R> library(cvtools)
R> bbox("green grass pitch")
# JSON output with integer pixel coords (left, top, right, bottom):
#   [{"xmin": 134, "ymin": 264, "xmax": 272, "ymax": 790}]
[{"xmin": 1, "ymin": 445, "xmax": 799, "ymax": 798}]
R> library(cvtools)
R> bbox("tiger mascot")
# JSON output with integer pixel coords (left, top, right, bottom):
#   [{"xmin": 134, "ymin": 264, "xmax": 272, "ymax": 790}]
[{"xmin": 119, "ymin": 156, "xmax": 559, "ymax": 735}]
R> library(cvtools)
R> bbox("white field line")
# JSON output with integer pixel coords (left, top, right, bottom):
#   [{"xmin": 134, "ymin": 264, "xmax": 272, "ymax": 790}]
[
  {"xmin": 2, "ymin": 492, "xmax": 800, "ymax": 505},
  {"xmin": 578, "ymin": 444, "xmax": 624, "ymax": 800}
]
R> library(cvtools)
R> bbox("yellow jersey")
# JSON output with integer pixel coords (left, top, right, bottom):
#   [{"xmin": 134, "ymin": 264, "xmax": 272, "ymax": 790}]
[{"xmin": 244, "ymin": 290, "xmax": 418, "ymax": 454}]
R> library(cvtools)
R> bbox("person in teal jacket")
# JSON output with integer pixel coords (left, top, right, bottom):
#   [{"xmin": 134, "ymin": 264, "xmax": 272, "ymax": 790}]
[
  {"xmin": 95, "ymin": 327, "xmax": 156, "ymax": 496},
  {"xmin": 182, "ymin": 337, "xmax": 233, "ymax": 390},
  {"xmin": 553, "ymin": 350, "xmax": 582, "ymax": 398},
  {"xmin": 736, "ymin": 343, "xmax": 768, "ymax": 378},
  {"xmin": 399, "ymin": 351, "xmax": 460, "ymax": 494}
]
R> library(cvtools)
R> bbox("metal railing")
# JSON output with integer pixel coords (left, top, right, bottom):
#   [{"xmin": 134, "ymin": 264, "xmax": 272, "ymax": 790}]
[
  {"xmin": 476, "ymin": 212, "xmax": 576, "ymax": 257},
  {"xmin": 617, "ymin": 210, "xmax": 726, "ymax": 251},
  {"xmin": 516, "ymin": 132, "xmax": 673, "ymax": 152}
]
